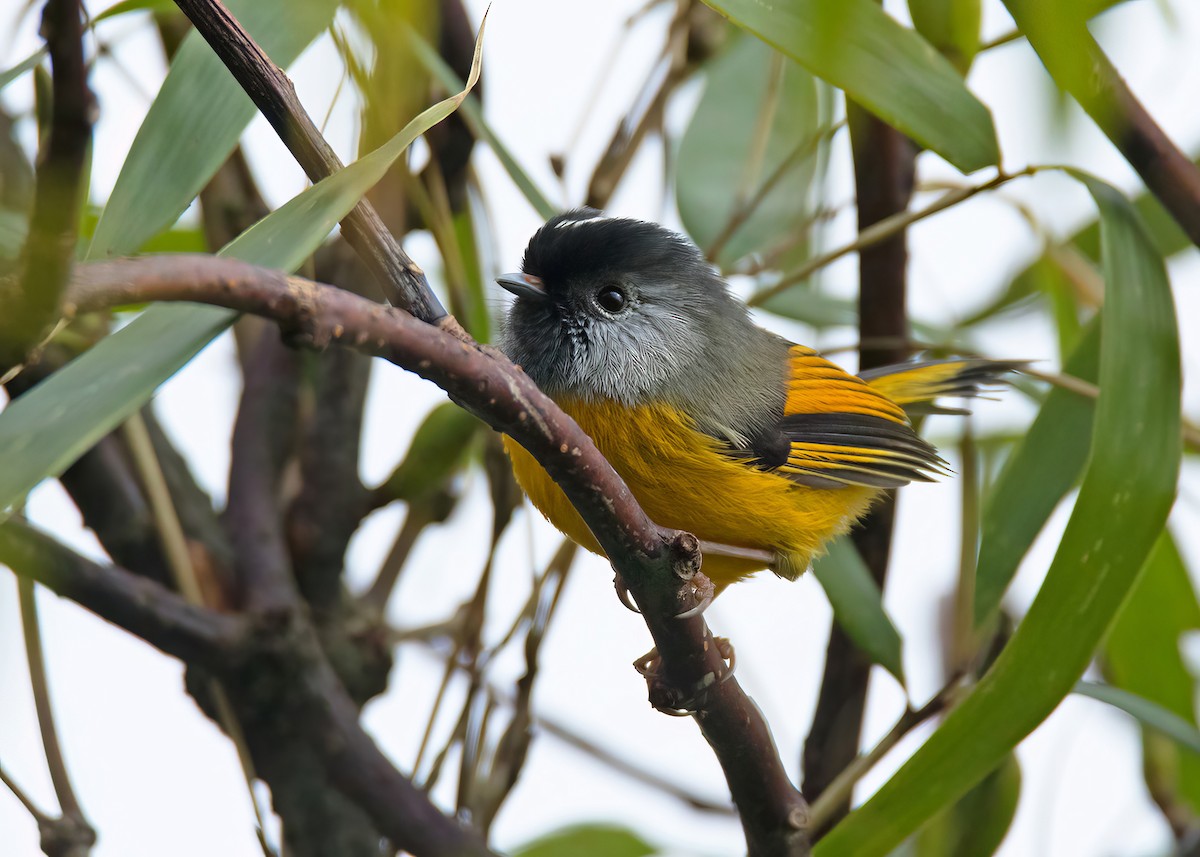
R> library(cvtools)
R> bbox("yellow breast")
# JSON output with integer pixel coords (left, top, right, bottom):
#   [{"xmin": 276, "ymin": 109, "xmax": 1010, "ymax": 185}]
[{"xmin": 503, "ymin": 398, "xmax": 878, "ymax": 588}]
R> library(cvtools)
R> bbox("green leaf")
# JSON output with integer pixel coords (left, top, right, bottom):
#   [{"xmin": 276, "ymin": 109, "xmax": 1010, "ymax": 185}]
[
  {"xmin": 88, "ymin": 0, "xmax": 340, "ymax": 260},
  {"xmin": 973, "ymin": 317, "xmax": 1100, "ymax": 625},
  {"xmin": 812, "ymin": 536, "xmax": 905, "ymax": 684},
  {"xmin": 0, "ymin": 24, "xmax": 485, "ymax": 518},
  {"xmin": 815, "ymin": 175, "xmax": 1181, "ymax": 855},
  {"xmin": 702, "ymin": 0, "xmax": 999, "ymax": 172},
  {"xmin": 513, "ymin": 825, "xmax": 657, "ymax": 857},
  {"xmin": 904, "ymin": 754, "xmax": 1021, "ymax": 857},
  {"xmin": 908, "ymin": 0, "xmax": 982, "ymax": 75},
  {"xmin": 1075, "ymin": 681, "xmax": 1200, "ymax": 756},
  {"xmin": 405, "ymin": 27, "xmax": 557, "ymax": 221},
  {"xmin": 0, "ymin": 49, "xmax": 47, "ymax": 92},
  {"xmin": 1104, "ymin": 531, "xmax": 1200, "ymax": 814},
  {"xmin": 380, "ymin": 403, "xmax": 480, "ymax": 502},
  {"xmin": 676, "ymin": 35, "xmax": 821, "ymax": 266},
  {"xmin": 92, "ymin": 0, "xmax": 178, "ymax": 24},
  {"xmin": 0, "ymin": 208, "xmax": 28, "ymax": 260}
]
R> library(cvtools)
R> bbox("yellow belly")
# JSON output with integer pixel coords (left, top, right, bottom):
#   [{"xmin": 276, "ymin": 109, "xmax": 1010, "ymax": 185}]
[{"xmin": 503, "ymin": 398, "xmax": 878, "ymax": 588}]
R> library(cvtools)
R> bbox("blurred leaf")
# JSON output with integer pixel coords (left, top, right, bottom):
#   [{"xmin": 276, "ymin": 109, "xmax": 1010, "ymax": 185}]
[
  {"xmin": 381, "ymin": 402, "xmax": 480, "ymax": 502},
  {"xmin": 0, "ymin": 209, "xmax": 27, "ymax": 260},
  {"xmin": 676, "ymin": 35, "xmax": 820, "ymax": 265},
  {"xmin": 815, "ymin": 175, "xmax": 1181, "ymax": 855},
  {"xmin": 0, "ymin": 49, "xmax": 46, "ymax": 91},
  {"xmin": 908, "ymin": 0, "xmax": 982, "ymax": 75},
  {"xmin": 88, "ymin": 0, "xmax": 340, "ymax": 259},
  {"xmin": 513, "ymin": 824, "xmax": 657, "ymax": 857},
  {"xmin": 0, "ymin": 30, "xmax": 484, "ymax": 518},
  {"xmin": 898, "ymin": 754, "xmax": 1020, "ymax": 857},
  {"xmin": 1076, "ymin": 681, "xmax": 1200, "ymax": 755},
  {"xmin": 973, "ymin": 318, "xmax": 1100, "ymax": 625},
  {"xmin": 812, "ymin": 536, "xmax": 905, "ymax": 684},
  {"xmin": 760, "ymin": 286, "xmax": 954, "ymax": 345},
  {"xmin": 406, "ymin": 27, "xmax": 557, "ymax": 221},
  {"xmin": 1104, "ymin": 531, "xmax": 1200, "ymax": 815},
  {"xmin": 93, "ymin": 0, "xmax": 178, "ymax": 23},
  {"xmin": 702, "ymin": 0, "xmax": 999, "ymax": 172}
]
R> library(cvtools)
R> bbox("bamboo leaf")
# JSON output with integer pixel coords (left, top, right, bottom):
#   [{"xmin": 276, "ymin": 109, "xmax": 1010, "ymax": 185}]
[
  {"xmin": 908, "ymin": 0, "xmax": 982, "ymax": 75},
  {"xmin": 815, "ymin": 175, "xmax": 1180, "ymax": 856},
  {"xmin": 812, "ymin": 537, "xmax": 905, "ymax": 684},
  {"xmin": 1103, "ymin": 531, "xmax": 1200, "ymax": 814},
  {"xmin": 87, "ymin": 0, "xmax": 340, "ymax": 260},
  {"xmin": 701, "ymin": 0, "xmax": 999, "ymax": 172},
  {"xmin": 973, "ymin": 317, "xmax": 1100, "ymax": 625},
  {"xmin": 405, "ymin": 26, "xmax": 557, "ymax": 221},
  {"xmin": 0, "ymin": 26, "xmax": 485, "ymax": 518},
  {"xmin": 513, "ymin": 825, "xmax": 657, "ymax": 857},
  {"xmin": 676, "ymin": 35, "xmax": 821, "ymax": 265},
  {"xmin": 1075, "ymin": 681, "xmax": 1200, "ymax": 756}
]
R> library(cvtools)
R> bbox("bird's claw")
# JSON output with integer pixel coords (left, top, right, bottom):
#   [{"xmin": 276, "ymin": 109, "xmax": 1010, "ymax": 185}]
[
  {"xmin": 613, "ymin": 574, "xmax": 641, "ymax": 613},
  {"xmin": 633, "ymin": 636, "xmax": 736, "ymax": 715},
  {"xmin": 674, "ymin": 572, "xmax": 715, "ymax": 619}
]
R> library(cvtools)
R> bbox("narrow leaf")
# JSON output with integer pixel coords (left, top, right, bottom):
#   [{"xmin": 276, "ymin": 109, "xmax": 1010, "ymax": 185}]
[
  {"xmin": 88, "ymin": 0, "xmax": 340, "ymax": 259},
  {"xmin": 513, "ymin": 825, "xmax": 657, "ymax": 857},
  {"xmin": 406, "ymin": 27, "xmax": 557, "ymax": 221},
  {"xmin": 0, "ymin": 24, "xmax": 485, "ymax": 518},
  {"xmin": 1104, "ymin": 531, "xmax": 1200, "ymax": 815},
  {"xmin": 973, "ymin": 317, "xmax": 1100, "ymax": 625},
  {"xmin": 702, "ymin": 0, "xmax": 999, "ymax": 172},
  {"xmin": 1075, "ymin": 682, "xmax": 1200, "ymax": 756},
  {"xmin": 676, "ymin": 35, "xmax": 821, "ymax": 265},
  {"xmin": 0, "ymin": 49, "xmax": 47, "ymax": 91},
  {"xmin": 812, "ymin": 537, "xmax": 905, "ymax": 684},
  {"xmin": 815, "ymin": 175, "xmax": 1180, "ymax": 855}
]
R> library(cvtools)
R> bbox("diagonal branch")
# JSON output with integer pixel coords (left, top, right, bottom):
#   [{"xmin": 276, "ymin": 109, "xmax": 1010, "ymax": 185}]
[
  {"xmin": 0, "ymin": 519, "xmax": 245, "ymax": 667},
  {"xmin": 170, "ymin": 0, "xmax": 444, "ymax": 320},
  {"xmin": 66, "ymin": 253, "xmax": 812, "ymax": 855}
]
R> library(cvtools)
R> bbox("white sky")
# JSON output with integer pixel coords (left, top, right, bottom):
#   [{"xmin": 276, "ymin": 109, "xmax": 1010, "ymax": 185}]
[{"xmin": 2, "ymin": 0, "xmax": 1200, "ymax": 855}]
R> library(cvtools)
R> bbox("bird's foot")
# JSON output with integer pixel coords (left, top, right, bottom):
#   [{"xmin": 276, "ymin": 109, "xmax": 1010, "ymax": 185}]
[
  {"xmin": 613, "ymin": 573, "xmax": 641, "ymax": 613},
  {"xmin": 633, "ymin": 636, "xmax": 736, "ymax": 715}
]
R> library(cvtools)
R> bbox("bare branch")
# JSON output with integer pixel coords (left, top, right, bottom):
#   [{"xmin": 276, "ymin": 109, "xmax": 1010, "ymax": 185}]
[
  {"xmin": 66, "ymin": 253, "xmax": 812, "ymax": 855},
  {"xmin": 170, "ymin": 0, "xmax": 444, "ymax": 319},
  {"xmin": 0, "ymin": 519, "xmax": 245, "ymax": 667}
]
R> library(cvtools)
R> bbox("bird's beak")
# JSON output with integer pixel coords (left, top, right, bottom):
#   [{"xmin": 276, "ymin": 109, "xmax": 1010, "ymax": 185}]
[{"xmin": 497, "ymin": 272, "xmax": 546, "ymax": 300}]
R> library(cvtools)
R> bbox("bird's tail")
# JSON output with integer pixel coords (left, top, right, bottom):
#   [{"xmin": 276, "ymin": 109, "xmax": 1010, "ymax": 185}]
[{"xmin": 859, "ymin": 358, "xmax": 1026, "ymax": 415}]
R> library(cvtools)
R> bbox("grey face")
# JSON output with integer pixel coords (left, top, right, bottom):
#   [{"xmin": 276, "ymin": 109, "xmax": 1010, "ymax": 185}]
[{"xmin": 498, "ymin": 209, "xmax": 751, "ymax": 406}]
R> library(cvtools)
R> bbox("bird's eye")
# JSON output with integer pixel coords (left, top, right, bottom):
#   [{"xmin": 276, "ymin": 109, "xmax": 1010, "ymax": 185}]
[{"xmin": 596, "ymin": 286, "xmax": 627, "ymax": 313}]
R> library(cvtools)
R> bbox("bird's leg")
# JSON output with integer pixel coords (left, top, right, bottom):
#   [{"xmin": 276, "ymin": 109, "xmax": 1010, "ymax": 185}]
[{"xmin": 696, "ymin": 540, "xmax": 775, "ymax": 568}]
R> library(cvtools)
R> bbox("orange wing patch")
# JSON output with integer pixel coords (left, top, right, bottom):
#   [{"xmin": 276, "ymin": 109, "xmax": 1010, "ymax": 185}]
[{"xmin": 771, "ymin": 347, "xmax": 945, "ymax": 489}]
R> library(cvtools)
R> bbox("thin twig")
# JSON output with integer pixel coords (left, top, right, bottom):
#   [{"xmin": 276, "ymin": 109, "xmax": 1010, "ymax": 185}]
[
  {"xmin": 748, "ymin": 166, "xmax": 1041, "ymax": 307},
  {"xmin": 806, "ymin": 680, "xmax": 964, "ymax": 837},
  {"xmin": 0, "ymin": 762, "xmax": 52, "ymax": 824},
  {"xmin": 19, "ymin": 577, "xmax": 85, "ymax": 820},
  {"xmin": 120, "ymin": 415, "xmax": 276, "ymax": 857}
]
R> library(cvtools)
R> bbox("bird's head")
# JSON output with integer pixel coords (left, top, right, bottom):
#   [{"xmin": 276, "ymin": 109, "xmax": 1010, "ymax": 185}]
[{"xmin": 498, "ymin": 208, "xmax": 746, "ymax": 403}]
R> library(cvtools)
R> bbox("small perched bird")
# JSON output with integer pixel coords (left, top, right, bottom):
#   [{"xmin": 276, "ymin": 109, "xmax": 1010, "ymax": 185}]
[{"xmin": 499, "ymin": 208, "xmax": 1017, "ymax": 592}]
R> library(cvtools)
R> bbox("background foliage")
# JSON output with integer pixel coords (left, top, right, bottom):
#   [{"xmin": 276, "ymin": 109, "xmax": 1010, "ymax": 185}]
[{"xmin": 0, "ymin": 0, "xmax": 1198, "ymax": 855}]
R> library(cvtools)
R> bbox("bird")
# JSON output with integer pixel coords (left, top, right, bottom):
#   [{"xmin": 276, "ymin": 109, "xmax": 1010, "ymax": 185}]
[{"xmin": 497, "ymin": 208, "xmax": 1018, "ymax": 593}]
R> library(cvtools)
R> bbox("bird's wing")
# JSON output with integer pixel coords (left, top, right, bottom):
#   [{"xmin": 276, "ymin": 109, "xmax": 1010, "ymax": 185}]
[
  {"xmin": 733, "ymin": 346, "xmax": 947, "ymax": 490},
  {"xmin": 859, "ymin": 358, "xmax": 1028, "ymax": 415}
]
